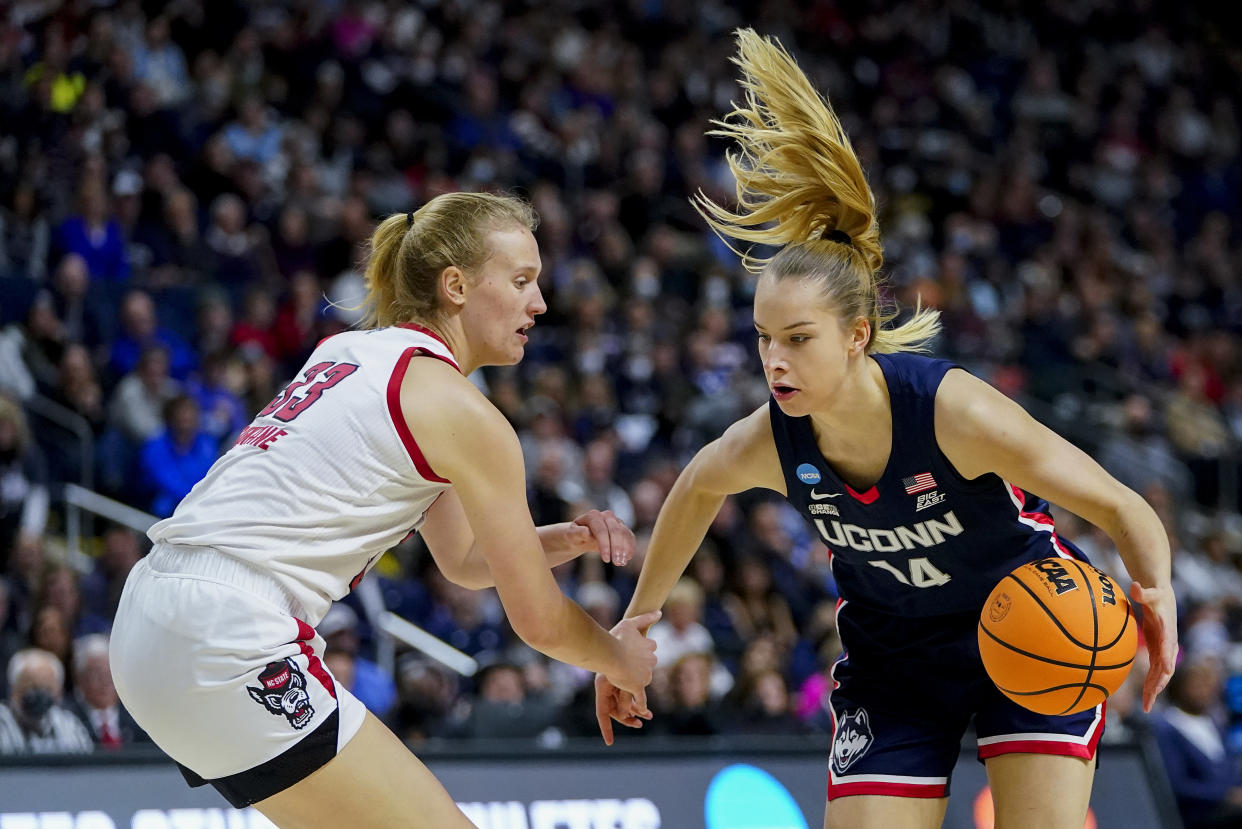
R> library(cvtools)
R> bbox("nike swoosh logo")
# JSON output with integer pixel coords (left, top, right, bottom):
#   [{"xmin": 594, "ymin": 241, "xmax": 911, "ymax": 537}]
[{"xmin": 810, "ymin": 488, "xmax": 841, "ymax": 500}]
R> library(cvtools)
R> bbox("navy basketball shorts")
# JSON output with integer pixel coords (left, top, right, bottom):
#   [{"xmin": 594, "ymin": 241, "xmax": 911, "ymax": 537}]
[
  {"xmin": 825, "ymin": 600, "xmax": 1103, "ymax": 800},
  {"xmin": 110, "ymin": 545, "xmax": 368, "ymax": 808}
]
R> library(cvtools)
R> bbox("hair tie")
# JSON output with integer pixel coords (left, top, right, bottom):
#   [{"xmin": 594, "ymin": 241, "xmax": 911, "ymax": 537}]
[
  {"xmin": 406, "ymin": 211, "xmax": 414, "ymax": 228},
  {"xmin": 826, "ymin": 228, "xmax": 852, "ymax": 246}
]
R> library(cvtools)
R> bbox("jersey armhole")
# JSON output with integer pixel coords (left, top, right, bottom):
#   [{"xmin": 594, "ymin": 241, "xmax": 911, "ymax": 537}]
[
  {"xmin": 929, "ymin": 366, "xmax": 997, "ymax": 494},
  {"xmin": 387, "ymin": 347, "xmax": 452, "ymax": 483}
]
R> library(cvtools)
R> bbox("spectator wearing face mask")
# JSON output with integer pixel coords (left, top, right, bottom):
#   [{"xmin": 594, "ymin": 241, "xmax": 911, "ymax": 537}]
[{"xmin": 0, "ymin": 647, "xmax": 93, "ymax": 754}]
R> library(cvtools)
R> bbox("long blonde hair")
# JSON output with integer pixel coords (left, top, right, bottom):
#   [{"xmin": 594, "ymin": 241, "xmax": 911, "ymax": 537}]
[
  {"xmin": 360, "ymin": 192, "xmax": 538, "ymax": 328},
  {"xmin": 694, "ymin": 29, "xmax": 939, "ymax": 353}
]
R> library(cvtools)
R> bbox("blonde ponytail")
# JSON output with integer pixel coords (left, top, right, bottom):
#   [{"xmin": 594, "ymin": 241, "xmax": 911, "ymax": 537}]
[
  {"xmin": 696, "ymin": 29, "xmax": 940, "ymax": 353},
  {"xmin": 360, "ymin": 193, "xmax": 538, "ymax": 329}
]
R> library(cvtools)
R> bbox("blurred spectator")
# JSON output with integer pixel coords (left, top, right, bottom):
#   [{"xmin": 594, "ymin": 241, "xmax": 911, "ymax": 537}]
[
  {"xmin": 48, "ymin": 253, "xmax": 108, "ymax": 350},
  {"xmin": 574, "ymin": 438, "xmax": 635, "ymax": 527},
  {"xmin": 0, "ymin": 396, "xmax": 49, "ymax": 570},
  {"xmin": 66, "ymin": 634, "xmax": 148, "ymax": 749},
  {"xmin": 648, "ymin": 577, "xmax": 733, "ymax": 699},
  {"xmin": 653, "ymin": 652, "xmax": 722, "ymax": 737},
  {"xmin": 54, "ymin": 178, "xmax": 130, "ymax": 283},
  {"xmin": 107, "ymin": 289, "xmax": 197, "ymax": 382},
  {"xmin": 390, "ymin": 657, "xmax": 458, "ymax": 746},
  {"xmin": 1097, "ymin": 394, "xmax": 1192, "ymax": 503},
  {"xmin": 38, "ymin": 564, "xmax": 109, "ymax": 640},
  {"xmin": 723, "ymin": 553, "xmax": 798, "ymax": 652},
  {"xmin": 446, "ymin": 661, "xmax": 558, "ymax": 741},
  {"xmin": 136, "ymin": 395, "xmax": 219, "ymax": 517},
  {"xmin": 318, "ymin": 603, "xmax": 396, "ymax": 720},
  {"xmin": 1152, "ymin": 655, "xmax": 1242, "ymax": 829},
  {"xmin": 107, "ymin": 344, "xmax": 180, "ymax": 444},
  {"xmin": 131, "ymin": 16, "xmax": 190, "ymax": 108},
  {"xmin": 222, "ymin": 95, "xmax": 284, "ymax": 167},
  {"xmin": 0, "ymin": 648, "xmax": 93, "ymax": 754},
  {"xmin": 79, "ymin": 526, "xmax": 144, "ymax": 623},
  {"xmin": 1173, "ymin": 532, "xmax": 1242, "ymax": 613},
  {"xmin": 1165, "ymin": 364, "xmax": 1233, "ymax": 508},
  {"xmin": 28, "ymin": 604, "xmax": 73, "ymax": 672},
  {"xmin": 0, "ymin": 182, "xmax": 50, "ymax": 281},
  {"xmin": 184, "ymin": 350, "xmax": 247, "ymax": 443},
  {"xmin": 0, "ymin": 579, "xmax": 23, "ymax": 696},
  {"xmin": 729, "ymin": 669, "xmax": 808, "ymax": 736}
]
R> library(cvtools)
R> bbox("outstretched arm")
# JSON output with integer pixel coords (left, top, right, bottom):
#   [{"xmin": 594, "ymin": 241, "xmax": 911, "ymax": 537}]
[
  {"xmin": 421, "ymin": 490, "xmax": 634, "ymax": 590},
  {"xmin": 935, "ymin": 369, "xmax": 1178, "ymax": 712},
  {"xmin": 405, "ymin": 360, "xmax": 657, "ymax": 699},
  {"xmin": 597, "ymin": 404, "xmax": 786, "ymax": 744}
]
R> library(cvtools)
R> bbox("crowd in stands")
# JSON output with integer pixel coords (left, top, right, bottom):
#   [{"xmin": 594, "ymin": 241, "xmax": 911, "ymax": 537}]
[{"xmin": 1, "ymin": 1, "xmax": 1242, "ymax": 825}]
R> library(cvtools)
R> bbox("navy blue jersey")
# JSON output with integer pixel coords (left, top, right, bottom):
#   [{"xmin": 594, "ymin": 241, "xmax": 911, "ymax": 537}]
[{"xmin": 770, "ymin": 352, "xmax": 1084, "ymax": 618}]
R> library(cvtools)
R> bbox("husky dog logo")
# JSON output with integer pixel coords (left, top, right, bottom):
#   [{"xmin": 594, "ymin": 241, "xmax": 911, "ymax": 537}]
[
  {"xmin": 832, "ymin": 708, "xmax": 874, "ymax": 774},
  {"xmin": 247, "ymin": 658, "xmax": 315, "ymax": 729}
]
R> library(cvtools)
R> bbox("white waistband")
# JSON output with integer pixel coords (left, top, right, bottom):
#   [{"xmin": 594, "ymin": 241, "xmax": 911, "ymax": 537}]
[{"xmin": 144, "ymin": 543, "xmax": 309, "ymax": 621}]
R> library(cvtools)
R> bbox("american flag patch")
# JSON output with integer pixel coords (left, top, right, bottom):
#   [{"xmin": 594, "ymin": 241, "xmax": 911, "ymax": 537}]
[{"xmin": 903, "ymin": 472, "xmax": 937, "ymax": 494}]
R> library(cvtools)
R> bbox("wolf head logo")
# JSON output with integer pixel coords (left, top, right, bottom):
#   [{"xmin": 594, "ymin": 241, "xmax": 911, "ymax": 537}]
[
  {"xmin": 247, "ymin": 658, "xmax": 315, "ymax": 729},
  {"xmin": 832, "ymin": 708, "xmax": 874, "ymax": 774}
]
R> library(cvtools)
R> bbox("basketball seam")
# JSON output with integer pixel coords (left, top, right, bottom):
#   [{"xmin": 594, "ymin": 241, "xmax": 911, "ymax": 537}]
[
  {"xmin": 993, "ymin": 680, "xmax": 1112, "ymax": 697},
  {"xmin": 1065, "ymin": 559, "xmax": 1100, "ymax": 713},
  {"xmin": 993, "ymin": 680, "xmax": 1111, "ymax": 715},
  {"xmin": 1003, "ymin": 571, "xmax": 1095, "ymax": 650},
  {"xmin": 977, "ymin": 621, "xmax": 1135, "ymax": 671}
]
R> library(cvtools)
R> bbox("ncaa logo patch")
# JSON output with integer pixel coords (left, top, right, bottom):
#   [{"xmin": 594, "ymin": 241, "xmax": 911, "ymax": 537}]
[
  {"xmin": 832, "ymin": 708, "xmax": 874, "ymax": 774},
  {"xmin": 796, "ymin": 464, "xmax": 822, "ymax": 485},
  {"xmin": 247, "ymin": 658, "xmax": 316, "ymax": 730}
]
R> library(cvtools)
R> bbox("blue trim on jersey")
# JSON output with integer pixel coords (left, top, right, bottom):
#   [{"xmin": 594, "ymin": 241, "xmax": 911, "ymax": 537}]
[{"xmin": 770, "ymin": 352, "xmax": 1086, "ymax": 618}]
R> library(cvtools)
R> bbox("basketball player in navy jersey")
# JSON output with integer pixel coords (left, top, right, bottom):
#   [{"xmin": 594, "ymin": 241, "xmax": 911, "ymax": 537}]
[
  {"xmin": 596, "ymin": 30, "xmax": 1178, "ymax": 829},
  {"xmin": 111, "ymin": 192, "xmax": 660, "ymax": 828}
]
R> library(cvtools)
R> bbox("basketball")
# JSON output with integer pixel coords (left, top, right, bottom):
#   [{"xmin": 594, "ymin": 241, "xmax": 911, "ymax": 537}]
[{"xmin": 978, "ymin": 558, "xmax": 1138, "ymax": 715}]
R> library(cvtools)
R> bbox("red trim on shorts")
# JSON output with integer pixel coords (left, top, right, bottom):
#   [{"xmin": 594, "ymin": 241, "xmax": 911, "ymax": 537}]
[
  {"xmin": 978, "ymin": 705, "xmax": 1105, "ymax": 761},
  {"xmin": 828, "ymin": 780, "xmax": 948, "ymax": 800},
  {"xmin": 387, "ymin": 346, "xmax": 451, "ymax": 483},
  {"xmin": 294, "ymin": 619, "xmax": 337, "ymax": 699}
]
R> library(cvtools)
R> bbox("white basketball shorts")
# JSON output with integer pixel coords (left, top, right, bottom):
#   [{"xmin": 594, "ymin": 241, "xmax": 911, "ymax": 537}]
[{"xmin": 109, "ymin": 544, "xmax": 367, "ymax": 807}]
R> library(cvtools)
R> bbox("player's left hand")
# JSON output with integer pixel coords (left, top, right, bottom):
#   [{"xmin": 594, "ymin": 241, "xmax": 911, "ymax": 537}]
[
  {"xmin": 1130, "ymin": 580, "xmax": 1178, "ymax": 712},
  {"xmin": 565, "ymin": 510, "xmax": 635, "ymax": 566},
  {"xmin": 594, "ymin": 673, "xmax": 651, "ymax": 746}
]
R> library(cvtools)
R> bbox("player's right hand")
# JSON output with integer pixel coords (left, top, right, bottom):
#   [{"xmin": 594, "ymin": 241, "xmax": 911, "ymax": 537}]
[
  {"xmin": 595, "ymin": 673, "xmax": 652, "ymax": 745},
  {"xmin": 605, "ymin": 610, "xmax": 660, "ymax": 703}
]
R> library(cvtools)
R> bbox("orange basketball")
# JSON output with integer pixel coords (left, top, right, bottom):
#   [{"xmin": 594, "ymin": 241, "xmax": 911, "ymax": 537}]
[{"xmin": 978, "ymin": 558, "xmax": 1137, "ymax": 715}]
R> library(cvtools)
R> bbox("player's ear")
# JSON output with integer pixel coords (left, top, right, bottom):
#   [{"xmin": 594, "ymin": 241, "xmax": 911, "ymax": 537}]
[
  {"xmin": 440, "ymin": 266, "xmax": 468, "ymax": 309},
  {"xmin": 849, "ymin": 316, "xmax": 870, "ymax": 354}
]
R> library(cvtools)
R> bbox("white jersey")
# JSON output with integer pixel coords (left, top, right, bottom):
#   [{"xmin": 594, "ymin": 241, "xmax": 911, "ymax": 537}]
[{"xmin": 149, "ymin": 324, "xmax": 457, "ymax": 623}]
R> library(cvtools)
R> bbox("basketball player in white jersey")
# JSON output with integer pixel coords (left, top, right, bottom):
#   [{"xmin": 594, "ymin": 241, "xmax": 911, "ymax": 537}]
[{"xmin": 109, "ymin": 192, "xmax": 661, "ymax": 828}]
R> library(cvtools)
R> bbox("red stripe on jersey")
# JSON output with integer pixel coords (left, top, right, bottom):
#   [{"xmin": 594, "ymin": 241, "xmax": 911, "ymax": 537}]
[
  {"xmin": 397, "ymin": 324, "xmax": 459, "ymax": 370},
  {"xmin": 845, "ymin": 483, "xmax": 879, "ymax": 504},
  {"xmin": 294, "ymin": 619, "xmax": 336, "ymax": 699},
  {"xmin": 388, "ymin": 347, "xmax": 451, "ymax": 483}
]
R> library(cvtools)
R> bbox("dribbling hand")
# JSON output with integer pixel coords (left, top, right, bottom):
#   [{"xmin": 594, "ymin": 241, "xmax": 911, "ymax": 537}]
[
  {"xmin": 565, "ymin": 509, "xmax": 636, "ymax": 566},
  {"xmin": 1130, "ymin": 580, "xmax": 1178, "ymax": 712},
  {"xmin": 604, "ymin": 610, "xmax": 660, "ymax": 710},
  {"xmin": 595, "ymin": 673, "xmax": 651, "ymax": 746}
]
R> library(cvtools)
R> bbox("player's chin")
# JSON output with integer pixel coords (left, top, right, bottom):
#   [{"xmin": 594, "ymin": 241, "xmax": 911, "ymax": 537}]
[{"xmin": 772, "ymin": 394, "xmax": 810, "ymax": 416}]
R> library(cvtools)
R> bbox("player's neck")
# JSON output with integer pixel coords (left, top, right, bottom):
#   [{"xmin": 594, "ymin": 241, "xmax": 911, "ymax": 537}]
[
  {"xmin": 410, "ymin": 318, "xmax": 473, "ymax": 374},
  {"xmin": 808, "ymin": 356, "xmax": 891, "ymax": 458}
]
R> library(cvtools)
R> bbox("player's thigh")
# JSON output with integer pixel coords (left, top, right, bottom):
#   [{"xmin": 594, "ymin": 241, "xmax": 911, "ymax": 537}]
[
  {"xmin": 985, "ymin": 752, "xmax": 1094, "ymax": 829},
  {"xmin": 255, "ymin": 712, "xmax": 474, "ymax": 829},
  {"xmin": 824, "ymin": 794, "xmax": 947, "ymax": 829}
]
